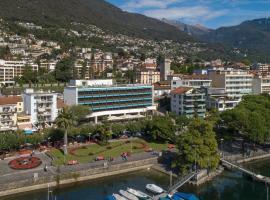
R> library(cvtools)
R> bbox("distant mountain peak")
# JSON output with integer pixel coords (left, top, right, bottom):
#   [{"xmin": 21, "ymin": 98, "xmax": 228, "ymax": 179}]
[{"xmin": 161, "ymin": 18, "xmax": 210, "ymax": 36}]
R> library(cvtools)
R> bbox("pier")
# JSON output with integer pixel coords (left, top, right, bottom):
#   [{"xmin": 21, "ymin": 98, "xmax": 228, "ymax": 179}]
[
  {"xmin": 152, "ymin": 171, "xmax": 197, "ymax": 200},
  {"xmin": 221, "ymin": 158, "xmax": 270, "ymax": 185}
]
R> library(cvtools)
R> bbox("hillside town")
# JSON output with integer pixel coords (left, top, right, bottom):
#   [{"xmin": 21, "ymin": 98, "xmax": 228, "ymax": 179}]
[
  {"xmin": 0, "ymin": 20, "xmax": 269, "ymax": 132},
  {"xmin": 1, "ymin": 14, "xmax": 270, "ymax": 200}
]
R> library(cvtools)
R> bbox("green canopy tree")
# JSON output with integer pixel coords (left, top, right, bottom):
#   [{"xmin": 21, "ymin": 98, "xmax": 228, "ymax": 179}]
[
  {"xmin": 220, "ymin": 94, "xmax": 270, "ymax": 143},
  {"xmin": 176, "ymin": 118, "xmax": 220, "ymax": 174},
  {"xmin": 147, "ymin": 116, "xmax": 176, "ymax": 142}
]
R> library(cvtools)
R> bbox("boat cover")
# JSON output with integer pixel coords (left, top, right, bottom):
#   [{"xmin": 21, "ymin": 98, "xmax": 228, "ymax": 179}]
[
  {"xmin": 173, "ymin": 192, "xmax": 199, "ymax": 200},
  {"xmin": 105, "ymin": 196, "xmax": 116, "ymax": 200}
]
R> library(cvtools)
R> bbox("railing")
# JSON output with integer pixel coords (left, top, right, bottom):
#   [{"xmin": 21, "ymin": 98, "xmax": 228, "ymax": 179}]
[{"xmin": 168, "ymin": 172, "xmax": 197, "ymax": 193}]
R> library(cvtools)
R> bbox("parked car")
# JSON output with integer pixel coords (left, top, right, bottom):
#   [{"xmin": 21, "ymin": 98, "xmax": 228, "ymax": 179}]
[{"xmin": 120, "ymin": 135, "xmax": 129, "ymax": 139}]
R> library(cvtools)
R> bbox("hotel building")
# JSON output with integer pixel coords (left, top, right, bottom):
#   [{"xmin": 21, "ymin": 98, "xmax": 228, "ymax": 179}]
[{"xmin": 64, "ymin": 80, "xmax": 156, "ymax": 123}]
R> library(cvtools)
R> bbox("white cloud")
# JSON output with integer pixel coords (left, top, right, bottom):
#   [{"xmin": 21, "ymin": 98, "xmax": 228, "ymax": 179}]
[
  {"xmin": 143, "ymin": 6, "xmax": 228, "ymax": 21},
  {"xmin": 123, "ymin": 0, "xmax": 178, "ymax": 9}
]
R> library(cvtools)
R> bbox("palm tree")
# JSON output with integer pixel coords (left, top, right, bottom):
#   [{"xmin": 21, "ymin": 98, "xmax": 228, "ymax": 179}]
[{"xmin": 55, "ymin": 107, "xmax": 74, "ymax": 155}]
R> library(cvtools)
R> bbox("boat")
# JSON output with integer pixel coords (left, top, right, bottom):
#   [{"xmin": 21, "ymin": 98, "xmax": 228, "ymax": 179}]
[
  {"xmin": 172, "ymin": 192, "xmax": 199, "ymax": 200},
  {"xmin": 119, "ymin": 189, "xmax": 139, "ymax": 200},
  {"xmin": 145, "ymin": 184, "xmax": 164, "ymax": 194},
  {"xmin": 127, "ymin": 188, "xmax": 149, "ymax": 199},
  {"xmin": 105, "ymin": 195, "xmax": 116, "ymax": 200},
  {"xmin": 113, "ymin": 193, "xmax": 128, "ymax": 200}
]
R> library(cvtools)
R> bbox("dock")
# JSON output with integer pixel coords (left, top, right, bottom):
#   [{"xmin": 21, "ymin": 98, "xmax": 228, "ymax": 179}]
[{"xmin": 151, "ymin": 171, "xmax": 197, "ymax": 200}]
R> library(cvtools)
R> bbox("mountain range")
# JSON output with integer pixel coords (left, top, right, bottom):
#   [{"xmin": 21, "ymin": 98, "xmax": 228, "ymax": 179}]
[
  {"xmin": 0, "ymin": 0, "xmax": 192, "ymax": 42},
  {"xmin": 0, "ymin": 0, "xmax": 269, "ymax": 61},
  {"xmin": 162, "ymin": 18, "xmax": 270, "ymax": 57}
]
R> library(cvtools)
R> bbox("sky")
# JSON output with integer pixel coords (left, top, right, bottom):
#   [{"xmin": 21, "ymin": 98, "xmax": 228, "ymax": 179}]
[{"xmin": 106, "ymin": 0, "xmax": 270, "ymax": 29}]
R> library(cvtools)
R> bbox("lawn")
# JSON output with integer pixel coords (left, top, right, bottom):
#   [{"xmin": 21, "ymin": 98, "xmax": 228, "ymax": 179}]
[{"xmin": 48, "ymin": 139, "xmax": 169, "ymax": 166}]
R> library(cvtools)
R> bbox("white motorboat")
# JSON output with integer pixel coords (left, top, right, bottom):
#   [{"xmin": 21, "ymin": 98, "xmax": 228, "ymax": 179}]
[
  {"xmin": 127, "ymin": 188, "xmax": 149, "ymax": 199},
  {"xmin": 119, "ymin": 190, "xmax": 139, "ymax": 200},
  {"xmin": 113, "ymin": 193, "xmax": 128, "ymax": 200},
  {"xmin": 145, "ymin": 184, "xmax": 164, "ymax": 194}
]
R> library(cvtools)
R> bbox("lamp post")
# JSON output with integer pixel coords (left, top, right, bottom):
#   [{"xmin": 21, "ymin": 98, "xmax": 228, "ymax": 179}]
[
  {"xmin": 220, "ymin": 138, "xmax": 224, "ymax": 158},
  {"xmin": 192, "ymin": 145, "xmax": 197, "ymax": 173}
]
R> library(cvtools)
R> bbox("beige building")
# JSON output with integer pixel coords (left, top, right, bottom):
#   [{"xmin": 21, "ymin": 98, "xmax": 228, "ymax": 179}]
[
  {"xmin": 209, "ymin": 69, "xmax": 253, "ymax": 97},
  {"xmin": 252, "ymin": 75, "xmax": 270, "ymax": 94},
  {"xmin": 0, "ymin": 96, "xmax": 23, "ymax": 132},
  {"xmin": 136, "ymin": 70, "xmax": 160, "ymax": 84},
  {"xmin": 0, "ymin": 60, "xmax": 38, "ymax": 78}
]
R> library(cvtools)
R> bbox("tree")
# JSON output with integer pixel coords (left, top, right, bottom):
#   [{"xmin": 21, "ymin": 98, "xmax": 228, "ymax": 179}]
[
  {"xmin": 176, "ymin": 118, "xmax": 220, "ymax": 174},
  {"xmin": 55, "ymin": 57, "xmax": 75, "ymax": 82},
  {"xmin": 0, "ymin": 46, "xmax": 11, "ymax": 59},
  {"xmin": 21, "ymin": 65, "xmax": 37, "ymax": 83},
  {"xmin": 147, "ymin": 116, "xmax": 175, "ymax": 142},
  {"xmin": 220, "ymin": 94, "xmax": 270, "ymax": 143},
  {"xmin": 80, "ymin": 61, "xmax": 87, "ymax": 79},
  {"xmin": 55, "ymin": 107, "xmax": 74, "ymax": 155},
  {"xmin": 69, "ymin": 105, "xmax": 91, "ymax": 124}
]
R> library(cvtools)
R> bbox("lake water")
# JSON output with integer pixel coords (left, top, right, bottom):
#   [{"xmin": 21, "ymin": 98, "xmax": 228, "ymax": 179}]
[{"xmin": 3, "ymin": 159, "xmax": 270, "ymax": 200}]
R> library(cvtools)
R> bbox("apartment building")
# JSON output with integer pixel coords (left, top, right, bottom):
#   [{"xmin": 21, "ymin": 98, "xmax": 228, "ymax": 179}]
[
  {"xmin": 0, "ymin": 66, "xmax": 14, "ymax": 86},
  {"xmin": 171, "ymin": 87, "xmax": 206, "ymax": 118},
  {"xmin": 252, "ymin": 74, "xmax": 270, "ymax": 94},
  {"xmin": 0, "ymin": 60, "xmax": 38, "ymax": 77},
  {"xmin": 39, "ymin": 61, "xmax": 57, "ymax": 71},
  {"xmin": 23, "ymin": 89, "xmax": 58, "ymax": 126},
  {"xmin": 153, "ymin": 81, "xmax": 171, "ymax": 98},
  {"xmin": 0, "ymin": 96, "xmax": 23, "ymax": 132},
  {"xmin": 251, "ymin": 63, "xmax": 270, "ymax": 74},
  {"xmin": 142, "ymin": 58, "xmax": 157, "ymax": 70},
  {"xmin": 64, "ymin": 80, "xmax": 156, "ymax": 123},
  {"xmin": 206, "ymin": 88, "xmax": 241, "ymax": 112},
  {"xmin": 208, "ymin": 69, "xmax": 253, "ymax": 97},
  {"xmin": 136, "ymin": 70, "xmax": 160, "ymax": 84},
  {"xmin": 171, "ymin": 74, "xmax": 212, "ymax": 89}
]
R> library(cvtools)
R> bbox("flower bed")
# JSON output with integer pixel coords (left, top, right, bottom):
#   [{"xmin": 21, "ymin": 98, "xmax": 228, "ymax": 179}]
[{"xmin": 8, "ymin": 156, "xmax": 42, "ymax": 170}]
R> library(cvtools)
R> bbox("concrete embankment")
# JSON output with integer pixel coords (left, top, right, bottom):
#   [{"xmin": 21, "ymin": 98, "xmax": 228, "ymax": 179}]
[{"xmin": 0, "ymin": 157, "xmax": 157, "ymax": 198}]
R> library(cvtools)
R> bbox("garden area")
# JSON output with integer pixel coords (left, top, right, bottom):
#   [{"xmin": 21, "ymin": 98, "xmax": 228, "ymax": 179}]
[{"xmin": 48, "ymin": 139, "xmax": 170, "ymax": 166}]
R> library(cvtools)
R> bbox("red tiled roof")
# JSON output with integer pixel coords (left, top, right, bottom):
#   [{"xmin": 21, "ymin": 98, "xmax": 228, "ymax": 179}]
[
  {"xmin": 0, "ymin": 96, "xmax": 22, "ymax": 105},
  {"xmin": 57, "ymin": 99, "xmax": 65, "ymax": 109},
  {"xmin": 171, "ymin": 87, "xmax": 192, "ymax": 95}
]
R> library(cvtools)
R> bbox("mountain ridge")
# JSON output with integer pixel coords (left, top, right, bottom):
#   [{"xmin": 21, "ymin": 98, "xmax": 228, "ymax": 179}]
[{"xmin": 0, "ymin": 0, "xmax": 192, "ymax": 42}]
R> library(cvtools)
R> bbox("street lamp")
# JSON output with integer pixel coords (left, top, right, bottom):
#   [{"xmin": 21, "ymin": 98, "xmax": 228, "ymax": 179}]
[
  {"xmin": 220, "ymin": 138, "xmax": 224, "ymax": 158},
  {"xmin": 192, "ymin": 145, "xmax": 197, "ymax": 173}
]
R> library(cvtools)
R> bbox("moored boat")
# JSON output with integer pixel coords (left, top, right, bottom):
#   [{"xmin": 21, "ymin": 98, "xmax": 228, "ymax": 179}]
[
  {"xmin": 105, "ymin": 195, "xmax": 116, "ymax": 200},
  {"xmin": 145, "ymin": 184, "xmax": 164, "ymax": 194},
  {"xmin": 119, "ymin": 189, "xmax": 139, "ymax": 200},
  {"xmin": 113, "ymin": 193, "xmax": 128, "ymax": 200},
  {"xmin": 172, "ymin": 192, "xmax": 199, "ymax": 200},
  {"xmin": 127, "ymin": 188, "xmax": 149, "ymax": 199}
]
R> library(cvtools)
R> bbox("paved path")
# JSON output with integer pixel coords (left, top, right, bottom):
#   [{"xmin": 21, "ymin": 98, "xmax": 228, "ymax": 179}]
[{"xmin": 0, "ymin": 150, "xmax": 159, "ymax": 189}]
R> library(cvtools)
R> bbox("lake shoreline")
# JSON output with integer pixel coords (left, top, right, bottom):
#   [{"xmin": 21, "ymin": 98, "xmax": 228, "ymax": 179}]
[{"xmin": 2, "ymin": 152, "xmax": 270, "ymax": 199}]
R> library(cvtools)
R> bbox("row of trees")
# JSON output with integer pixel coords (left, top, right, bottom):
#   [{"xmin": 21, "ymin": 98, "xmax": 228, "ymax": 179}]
[
  {"xmin": 0, "ymin": 104, "xmax": 221, "ymax": 173},
  {"xmin": 221, "ymin": 94, "xmax": 270, "ymax": 143}
]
